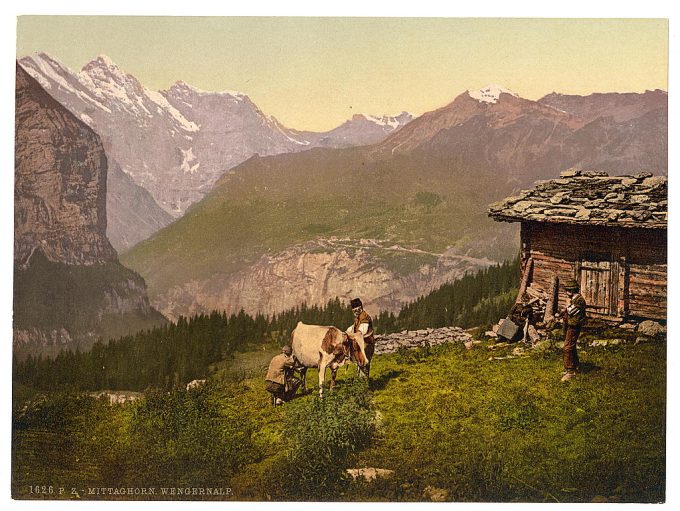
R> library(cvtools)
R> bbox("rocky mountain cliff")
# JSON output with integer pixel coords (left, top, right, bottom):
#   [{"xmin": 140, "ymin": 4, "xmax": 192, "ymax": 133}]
[
  {"xmin": 18, "ymin": 53, "xmax": 412, "ymax": 250},
  {"xmin": 14, "ymin": 64, "xmax": 166, "ymax": 358},
  {"xmin": 122, "ymin": 84, "xmax": 666, "ymax": 320},
  {"xmin": 152, "ymin": 238, "xmax": 494, "ymax": 321},
  {"xmin": 15, "ymin": 64, "xmax": 116, "ymax": 266}
]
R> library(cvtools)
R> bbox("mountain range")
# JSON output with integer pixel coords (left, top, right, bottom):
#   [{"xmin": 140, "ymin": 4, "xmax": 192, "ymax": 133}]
[
  {"xmin": 18, "ymin": 53, "xmax": 413, "ymax": 251},
  {"xmin": 15, "ymin": 52, "xmax": 667, "ymax": 328},
  {"xmin": 120, "ymin": 84, "xmax": 667, "ymax": 319}
]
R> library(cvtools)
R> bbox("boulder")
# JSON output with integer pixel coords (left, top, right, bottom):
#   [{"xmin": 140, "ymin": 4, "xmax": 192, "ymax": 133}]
[
  {"xmin": 637, "ymin": 320, "xmax": 666, "ymax": 337},
  {"xmin": 590, "ymin": 339, "xmax": 624, "ymax": 347},
  {"xmin": 423, "ymin": 485, "xmax": 449, "ymax": 502},
  {"xmin": 346, "ymin": 468, "xmax": 394, "ymax": 481}
]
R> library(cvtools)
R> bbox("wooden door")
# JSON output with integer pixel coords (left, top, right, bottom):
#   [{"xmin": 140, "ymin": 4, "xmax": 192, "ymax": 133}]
[{"xmin": 578, "ymin": 255, "xmax": 619, "ymax": 318}]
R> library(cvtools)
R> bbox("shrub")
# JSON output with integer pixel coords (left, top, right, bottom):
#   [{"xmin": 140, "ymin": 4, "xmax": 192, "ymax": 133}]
[{"xmin": 268, "ymin": 378, "xmax": 375, "ymax": 500}]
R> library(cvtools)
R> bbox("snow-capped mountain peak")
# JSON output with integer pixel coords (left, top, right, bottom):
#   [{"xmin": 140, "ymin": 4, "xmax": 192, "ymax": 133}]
[
  {"xmin": 468, "ymin": 84, "xmax": 518, "ymax": 104},
  {"xmin": 357, "ymin": 112, "xmax": 414, "ymax": 129},
  {"xmin": 170, "ymin": 80, "xmax": 248, "ymax": 102},
  {"xmin": 93, "ymin": 54, "xmax": 117, "ymax": 68},
  {"xmin": 83, "ymin": 54, "xmax": 127, "ymax": 77}
]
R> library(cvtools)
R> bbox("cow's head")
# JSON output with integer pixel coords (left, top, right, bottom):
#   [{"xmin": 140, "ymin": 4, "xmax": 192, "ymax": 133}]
[{"xmin": 345, "ymin": 331, "xmax": 368, "ymax": 367}]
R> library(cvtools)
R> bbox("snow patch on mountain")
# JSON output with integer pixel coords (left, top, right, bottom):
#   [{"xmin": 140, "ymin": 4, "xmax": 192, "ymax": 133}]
[
  {"xmin": 180, "ymin": 147, "xmax": 200, "ymax": 174},
  {"xmin": 468, "ymin": 84, "xmax": 517, "ymax": 104},
  {"xmin": 361, "ymin": 112, "xmax": 414, "ymax": 129},
  {"xmin": 146, "ymin": 89, "xmax": 199, "ymax": 132},
  {"xmin": 363, "ymin": 114, "xmax": 398, "ymax": 129},
  {"xmin": 29, "ymin": 53, "xmax": 73, "ymax": 91},
  {"xmin": 79, "ymin": 113, "xmax": 94, "ymax": 125}
]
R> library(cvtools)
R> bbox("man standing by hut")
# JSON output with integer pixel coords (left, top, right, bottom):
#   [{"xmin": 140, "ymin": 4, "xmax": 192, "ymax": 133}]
[{"xmin": 562, "ymin": 279, "xmax": 587, "ymax": 382}]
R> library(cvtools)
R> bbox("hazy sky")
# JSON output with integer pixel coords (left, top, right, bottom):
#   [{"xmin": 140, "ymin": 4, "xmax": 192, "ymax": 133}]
[{"xmin": 16, "ymin": 17, "xmax": 668, "ymax": 131}]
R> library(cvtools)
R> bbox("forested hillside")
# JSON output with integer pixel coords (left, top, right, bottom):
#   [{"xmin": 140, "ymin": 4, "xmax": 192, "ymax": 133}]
[{"xmin": 14, "ymin": 258, "xmax": 519, "ymax": 391}]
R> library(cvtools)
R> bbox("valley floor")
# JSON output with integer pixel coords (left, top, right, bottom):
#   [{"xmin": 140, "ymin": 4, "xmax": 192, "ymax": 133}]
[{"xmin": 12, "ymin": 331, "xmax": 666, "ymax": 502}]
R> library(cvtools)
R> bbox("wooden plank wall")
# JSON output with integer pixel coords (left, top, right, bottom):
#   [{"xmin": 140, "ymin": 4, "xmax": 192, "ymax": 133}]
[{"xmin": 520, "ymin": 221, "xmax": 666, "ymax": 322}]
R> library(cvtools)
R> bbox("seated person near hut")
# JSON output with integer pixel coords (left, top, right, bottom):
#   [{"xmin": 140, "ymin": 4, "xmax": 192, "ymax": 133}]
[
  {"xmin": 499, "ymin": 293, "xmax": 537, "ymax": 343},
  {"xmin": 265, "ymin": 346, "xmax": 302, "ymax": 406}
]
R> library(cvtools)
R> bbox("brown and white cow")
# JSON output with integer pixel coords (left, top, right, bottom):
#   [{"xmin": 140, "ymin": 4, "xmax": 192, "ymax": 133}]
[{"xmin": 291, "ymin": 321, "xmax": 369, "ymax": 396}]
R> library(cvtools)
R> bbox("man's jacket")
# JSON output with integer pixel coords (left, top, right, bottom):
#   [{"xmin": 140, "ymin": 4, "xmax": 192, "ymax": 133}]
[
  {"xmin": 564, "ymin": 293, "xmax": 587, "ymax": 328},
  {"xmin": 353, "ymin": 310, "xmax": 374, "ymax": 343},
  {"xmin": 266, "ymin": 354, "xmax": 295, "ymax": 386}
]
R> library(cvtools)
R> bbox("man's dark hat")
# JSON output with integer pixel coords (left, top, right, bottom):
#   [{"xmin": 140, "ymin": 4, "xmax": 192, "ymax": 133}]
[
  {"xmin": 564, "ymin": 279, "xmax": 580, "ymax": 291},
  {"xmin": 350, "ymin": 298, "xmax": 363, "ymax": 309}
]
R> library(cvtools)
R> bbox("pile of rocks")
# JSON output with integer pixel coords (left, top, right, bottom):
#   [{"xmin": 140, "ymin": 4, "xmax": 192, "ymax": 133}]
[
  {"xmin": 88, "ymin": 391, "xmax": 142, "ymax": 405},
  {"xmin": 488, "ymin": 170, "xmax": 667, "ymax": 228},
  {"xmin": 374, "ymin": 326, "xmax": 473, "ymax": 355}
]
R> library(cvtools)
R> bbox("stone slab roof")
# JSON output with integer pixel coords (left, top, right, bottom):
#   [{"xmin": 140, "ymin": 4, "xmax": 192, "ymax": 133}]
[{"xmin": 488, "ymin": 170, "xmax": 667, "ymax": 229}]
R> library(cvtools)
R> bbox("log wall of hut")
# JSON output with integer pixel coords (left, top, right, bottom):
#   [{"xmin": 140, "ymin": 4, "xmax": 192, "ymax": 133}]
[{"xmin": 520, "ymin": 221, "xmax": 666, "ymax": 322}]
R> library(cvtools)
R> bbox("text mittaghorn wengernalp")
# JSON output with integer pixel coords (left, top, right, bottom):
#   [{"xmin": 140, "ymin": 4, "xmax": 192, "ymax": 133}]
[{"xmin": 86, "ymin": 487, "xmax": 232, "ymax": 496}]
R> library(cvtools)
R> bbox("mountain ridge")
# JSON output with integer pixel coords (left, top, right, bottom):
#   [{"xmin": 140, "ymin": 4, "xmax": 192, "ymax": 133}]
[{"xmin": 121, "ymin": 82, "xmax": 666, "ymax": 320}]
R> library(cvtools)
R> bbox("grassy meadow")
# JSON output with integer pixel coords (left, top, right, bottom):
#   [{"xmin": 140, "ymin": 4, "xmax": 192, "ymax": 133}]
[{"xmin": 12, "ymin": 327, "xmax": 665, "ymax": 502}]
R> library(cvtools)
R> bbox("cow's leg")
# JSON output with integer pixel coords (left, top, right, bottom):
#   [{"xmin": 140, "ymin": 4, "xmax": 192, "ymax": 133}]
[
  {"xmin": 330, "ymin": 366, "xmax": 338, "ymax": 390},
  {"xmin": 361, "ymin": 342, "xmax": 375, "ymax": 379},
  {"xmin": 318, "ymin": 355, "xmax": 328, "ymax": 397}
]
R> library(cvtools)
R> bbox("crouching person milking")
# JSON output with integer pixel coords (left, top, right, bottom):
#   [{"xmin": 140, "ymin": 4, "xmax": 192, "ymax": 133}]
[
  {"xmin": 265, "ymin": 346, "xmax": 302, "ymax": 406},
  {"xmin": 346, "ymin": 297, "xmax": 375, "ymax": 378}
]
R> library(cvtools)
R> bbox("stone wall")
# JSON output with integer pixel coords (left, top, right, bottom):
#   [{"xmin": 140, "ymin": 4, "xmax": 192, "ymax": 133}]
[{"xmin": 374, "ymin": 326, "xmax": 472, "ymax": 355}]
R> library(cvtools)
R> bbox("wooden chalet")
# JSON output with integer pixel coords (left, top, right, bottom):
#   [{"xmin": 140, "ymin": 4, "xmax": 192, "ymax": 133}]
[{"xmin": 488, "ymin": 170, "xmax": 667, "ymax": 323}]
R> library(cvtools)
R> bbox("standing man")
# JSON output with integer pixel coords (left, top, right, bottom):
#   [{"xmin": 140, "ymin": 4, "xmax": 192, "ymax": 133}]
[
  {"xmin": 265, "ymin": 346, "xmax": 301, "ymax": 405},
  {"xmin": 347, "ymin": 298, "xmax": 375, "ymax": 378},
  {"xmin": 561, "ymin": 279, "xmax": 587, "ymax": 382}
]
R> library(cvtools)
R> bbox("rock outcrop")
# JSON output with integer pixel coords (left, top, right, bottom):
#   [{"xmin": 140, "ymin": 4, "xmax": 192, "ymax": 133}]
[{"xmin": 14, "ymin": 63, "xmax": 166, "ymax": 357}]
